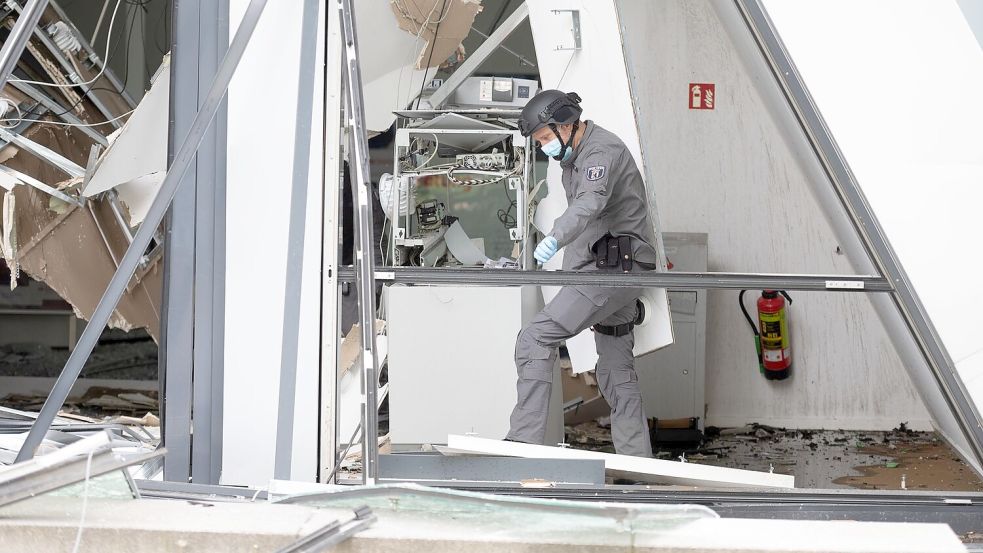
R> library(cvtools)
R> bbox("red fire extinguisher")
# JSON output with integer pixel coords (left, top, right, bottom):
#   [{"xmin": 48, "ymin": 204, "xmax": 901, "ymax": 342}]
[{"xmin": 739, "ymin": 290, "xmax": 793, "ymax": 380}]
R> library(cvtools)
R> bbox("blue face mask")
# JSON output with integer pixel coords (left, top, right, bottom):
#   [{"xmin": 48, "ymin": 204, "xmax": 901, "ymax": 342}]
[{"xmin": 540, "ymin": 138, "xmax": 572, "ymax": 161}]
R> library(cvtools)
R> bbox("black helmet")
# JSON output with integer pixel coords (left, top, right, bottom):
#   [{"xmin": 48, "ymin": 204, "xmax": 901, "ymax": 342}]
[{"xmin": 518, "ymin": 89, "xmax": 583, "ymax": 137}]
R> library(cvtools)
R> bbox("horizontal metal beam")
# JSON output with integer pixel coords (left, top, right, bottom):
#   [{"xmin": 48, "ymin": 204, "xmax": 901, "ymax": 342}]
[
  {"xmin": 337, "ymin": 266, "xmax": 893, "ymax": 292},
  {"xmin": 0, "ymin": 127, "xmax": 85, "ymax": 177},
  {"xmin": 0, "ymin": 164, "xmax": 81, "ymax": 205}
]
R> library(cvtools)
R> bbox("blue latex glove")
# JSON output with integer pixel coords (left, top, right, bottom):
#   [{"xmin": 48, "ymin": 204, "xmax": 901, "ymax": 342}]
[{"xmin": 534, "ymin": 236, "xmax": 559, "ymax": 264}]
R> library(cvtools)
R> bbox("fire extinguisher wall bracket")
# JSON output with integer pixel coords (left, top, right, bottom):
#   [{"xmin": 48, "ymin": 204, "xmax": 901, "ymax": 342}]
[{"xmin": 738, "ymin": 290, "xmax": 765, "ymax": 375}]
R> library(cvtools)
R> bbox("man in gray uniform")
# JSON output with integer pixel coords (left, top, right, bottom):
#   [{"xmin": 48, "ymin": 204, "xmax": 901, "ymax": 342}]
[{"xmin": 506, "ymin": 90, "xmax": 658, "ymax": 457}]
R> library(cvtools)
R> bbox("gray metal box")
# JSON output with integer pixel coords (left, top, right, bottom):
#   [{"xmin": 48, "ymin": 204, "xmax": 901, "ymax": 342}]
[
  {"xmin": 447, "ymin": 76, "xmax": 539, "ymax": 108},
  {"xmin": 636, "ymin": 233, "xmax": 708, "ymax": 427}
]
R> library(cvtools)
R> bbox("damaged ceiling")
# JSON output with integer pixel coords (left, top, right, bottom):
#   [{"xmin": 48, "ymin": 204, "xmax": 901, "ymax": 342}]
[{"xmin": 0, "ymin": 1, "xmax": 166, "ymax": 341}]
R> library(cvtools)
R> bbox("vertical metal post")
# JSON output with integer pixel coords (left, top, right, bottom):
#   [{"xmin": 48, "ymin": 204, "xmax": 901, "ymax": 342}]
[
  {"xmin": 319, "ymin": 0, "xmax": 344, "ymax": 483},
  {"xmin": 337, "ymin": 0, "xmax": 380, "ymax": 484},
  {"xmin": 160, "ymin": 0, "xmax": 198, "ymax": 483},
  {"xmin": 0, "ymin": 0, "xmax": 49, "ymax": 90},
  {"xmin": 191, "ymin": 0, "xmax": 229, "ymax": 486},
  {"xmin": 15, "ymin": 0, "xmax": 269, "ymax": 464}
]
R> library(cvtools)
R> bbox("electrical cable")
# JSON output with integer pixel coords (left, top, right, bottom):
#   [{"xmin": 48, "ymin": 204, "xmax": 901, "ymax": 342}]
[
  {"xmin": 446, "ymin": 165, "xmax": 517, "ymax": 186},
  {"xmin": 496, "ymin": 180, "xmax": 516, "ymax": 230},
  {"xmin": 70, "ymin": 449, "xmax": 96, "ymax": 553},
  {"xmin": 9, "ymin": 0, "xmax": 124, "ymax": 89},
  {"xmin": 1, "ymin": 108, "xmax": 133, "ymax": 128},
  {"xmin": 412, "ymin": 133, "xmax": 439, "ymax": 170},
  {"xmin": 394, "ymin": 0, "xmax": 444, "ymax": 113},
  {"xmin": 414, "ymin": 0, "xmax": 449, "ymax": 109}
]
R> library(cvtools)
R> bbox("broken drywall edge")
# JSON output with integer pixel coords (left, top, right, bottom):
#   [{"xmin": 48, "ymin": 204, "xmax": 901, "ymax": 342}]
[
  {"xmin": 1, "ymin": 191, "xmax": 17, "ymax": 290},
  {"xmin": 390, "ymin": 0, "xmax": 483, "ymax": 69},
  {"xmin": 82, "ymin": 56, "xmax": 169, "ymax": 199},
  {"xmin": 338, "ymin": 320, "xmax": 387, "ymax": 379},
  {"xmin": 0, "ymin": 171, "xmax": 19, "ymax": 191},
  {"xmin": 446, "ymin": 434, "xmax": 795, "ymax": 489}
]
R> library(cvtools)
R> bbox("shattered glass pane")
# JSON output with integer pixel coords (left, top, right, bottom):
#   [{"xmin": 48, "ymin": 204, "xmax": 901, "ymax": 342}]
[{"xmin": 278, "ymin": 484, "xmax": 716, "ymax": 546}]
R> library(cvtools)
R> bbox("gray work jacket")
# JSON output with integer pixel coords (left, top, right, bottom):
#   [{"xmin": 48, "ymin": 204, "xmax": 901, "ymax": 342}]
[{"xmin": 548, "ymin": 120, "xmax": 659, "ymax": 271}]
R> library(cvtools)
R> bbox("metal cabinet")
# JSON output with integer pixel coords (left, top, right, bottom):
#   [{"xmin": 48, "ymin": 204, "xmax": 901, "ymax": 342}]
[{"xmin": 636, "ymin": 233, "xmax": 708, "ymax": 428}]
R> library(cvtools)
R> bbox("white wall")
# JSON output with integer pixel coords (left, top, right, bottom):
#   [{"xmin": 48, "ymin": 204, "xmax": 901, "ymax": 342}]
[
  {"xmin": 614, "ymin": 0, "xmax": 933, "ymax": 430},
  {"xmin": 763, "ymin": 0, "xmax": 983, "ymax": 430},
  {"xmin": 223, "ymin": 0, "xmax": 326, "ymax": 486}
]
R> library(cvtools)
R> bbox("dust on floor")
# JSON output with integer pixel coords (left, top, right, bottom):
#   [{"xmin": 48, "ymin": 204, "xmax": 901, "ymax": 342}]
[{"xmin": 566, "ymin": 421, "xmax": 983, "ymax": 491}]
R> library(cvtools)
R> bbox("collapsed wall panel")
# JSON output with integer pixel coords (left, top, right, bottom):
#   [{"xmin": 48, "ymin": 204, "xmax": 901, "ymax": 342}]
[{"xmin": 0, "ymin": 126, "xmax": 161, "ymax": 341}]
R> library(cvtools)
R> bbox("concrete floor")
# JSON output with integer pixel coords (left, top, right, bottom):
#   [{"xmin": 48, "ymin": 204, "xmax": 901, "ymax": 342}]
[{"xmin": 566, "ymin": 422, "xmax": 983, "ymax": 491}]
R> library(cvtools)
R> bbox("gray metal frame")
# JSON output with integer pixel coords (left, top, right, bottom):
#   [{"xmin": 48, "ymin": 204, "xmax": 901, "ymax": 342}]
[
  {"xmin": 0, "ymin": 0, "xmax": 49, "ymax": 90},
  {"xmin": 734, "ymin": 0, "xmax": 983, "ymax": 469},
  {"xmin": 161, "ymin": 0, "xmax": 230, "ymax": 485},
  {"xmin": 338, "ymin": 0, "xmax": 381, "ymax": 484},
  {"xmin": 5, "ymin": 0, "xmax": 122, "ymax": 128},
  {"xmin": 319, "ymin": 0, "xmax": 344, "ymax": 483},
  {"xmin": 15, "ymin": 0, "xmax": 269, "ymax": 464},
  {"xmin": 339, "ymin": 266, "xmax": 890, "ymax": 292},
  {"xmin": 46, "ymin": 0, "xmax": 137, "ymax": 108}
]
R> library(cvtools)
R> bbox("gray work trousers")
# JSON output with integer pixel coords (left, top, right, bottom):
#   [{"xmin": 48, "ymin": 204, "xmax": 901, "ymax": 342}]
[{"xmin": 506, "ymin": 279, "xmax": 653, "ymax": 458}]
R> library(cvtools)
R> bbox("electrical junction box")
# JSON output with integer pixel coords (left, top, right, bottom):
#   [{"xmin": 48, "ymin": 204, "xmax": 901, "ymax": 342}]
[{"xmin": 448, "ymin": 76, "xmax": 539, "ymax": 108}]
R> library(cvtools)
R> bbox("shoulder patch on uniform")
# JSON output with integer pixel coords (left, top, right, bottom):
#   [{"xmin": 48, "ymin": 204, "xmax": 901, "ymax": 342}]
[{"xmin": 585, "ymin": 165, "xmax": 606, "ymax": 181}]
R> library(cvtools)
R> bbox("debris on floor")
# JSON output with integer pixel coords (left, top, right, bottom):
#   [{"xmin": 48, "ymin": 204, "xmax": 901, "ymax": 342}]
[{"xmin": 566, "ymin": 420, "xmax": 983, "ymax": 491}]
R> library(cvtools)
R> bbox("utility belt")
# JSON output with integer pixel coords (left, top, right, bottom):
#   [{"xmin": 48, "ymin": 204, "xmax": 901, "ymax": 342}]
[
  {"xmin": 593, "ymin": 234, "xmax": 634, "ymax": 272},
  {"xmin": 591, "ymin": 234, "xmax": 647, "ymax": 336}
]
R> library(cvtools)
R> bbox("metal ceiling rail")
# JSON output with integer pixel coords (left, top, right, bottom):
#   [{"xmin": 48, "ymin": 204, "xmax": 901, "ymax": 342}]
[
  {"xmin": 0, "ymin": 0, "xmax": 49, "ymax": 90},
  {"xmin": 13, "ymin": 0, "xmax": 270, "ymax": 463},
  {"xmin": 5, "ymin": 0, "xmax": 122, "ymax": 128},
  {"xmin": 46, "ymin": 0, "xmax": 137, "ymax": 108},
  {"xmin": 337, "ymin": 266, "xmax": 892, "ymax": 292},
  {"xmin": 735, "ymin": 0, "xmax": 983, "ymax": 472}
]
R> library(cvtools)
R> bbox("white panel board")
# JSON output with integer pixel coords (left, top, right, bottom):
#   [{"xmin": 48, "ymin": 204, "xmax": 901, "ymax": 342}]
[
  {"xmin": 447, "ymin": 434, "xmax": 794, "ymax": 489},
  {"xmin": 526, "ymin": 0, "xmax": 674, "ymax": 376},
  {"xmin": 762, "ymin": 0, "xmax": 983, "ymax": 436},
  {"xmin": 387, "ymin": 286, "xmax": 523, "ymax": 445},
  {"xmin": 83, "ymin": 57, "xmax": 169, "ymax": 199},
  {"xmin": 222, "ymin": 0, "xmax": 325, "ymax": 486},
  {"xmin": 612, "ymin": 0, "xmax": 933, "ymax": 431}
]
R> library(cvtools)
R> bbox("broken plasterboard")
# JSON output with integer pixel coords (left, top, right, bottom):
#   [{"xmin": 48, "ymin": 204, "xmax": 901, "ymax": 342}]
[
  {"xmin": 82, "ymin": 56, "xmax": 170, "ymax": 225},
  {"xmin": 446, "ymin": 434, "xmax": 795, "ymax": 489},
  {"xmin": 390, "ymin": 0, "xmax": 483, "ymax": 69},
  {"xmin": 1, "ymin": 192, "xmax": 17, "ymax": 290}
]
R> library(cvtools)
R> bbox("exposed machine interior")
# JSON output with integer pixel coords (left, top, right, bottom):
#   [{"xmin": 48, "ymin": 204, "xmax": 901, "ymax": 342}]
[{"xmin": 382, "ymin": 107, "xmax": 533, "ymax": 269}]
